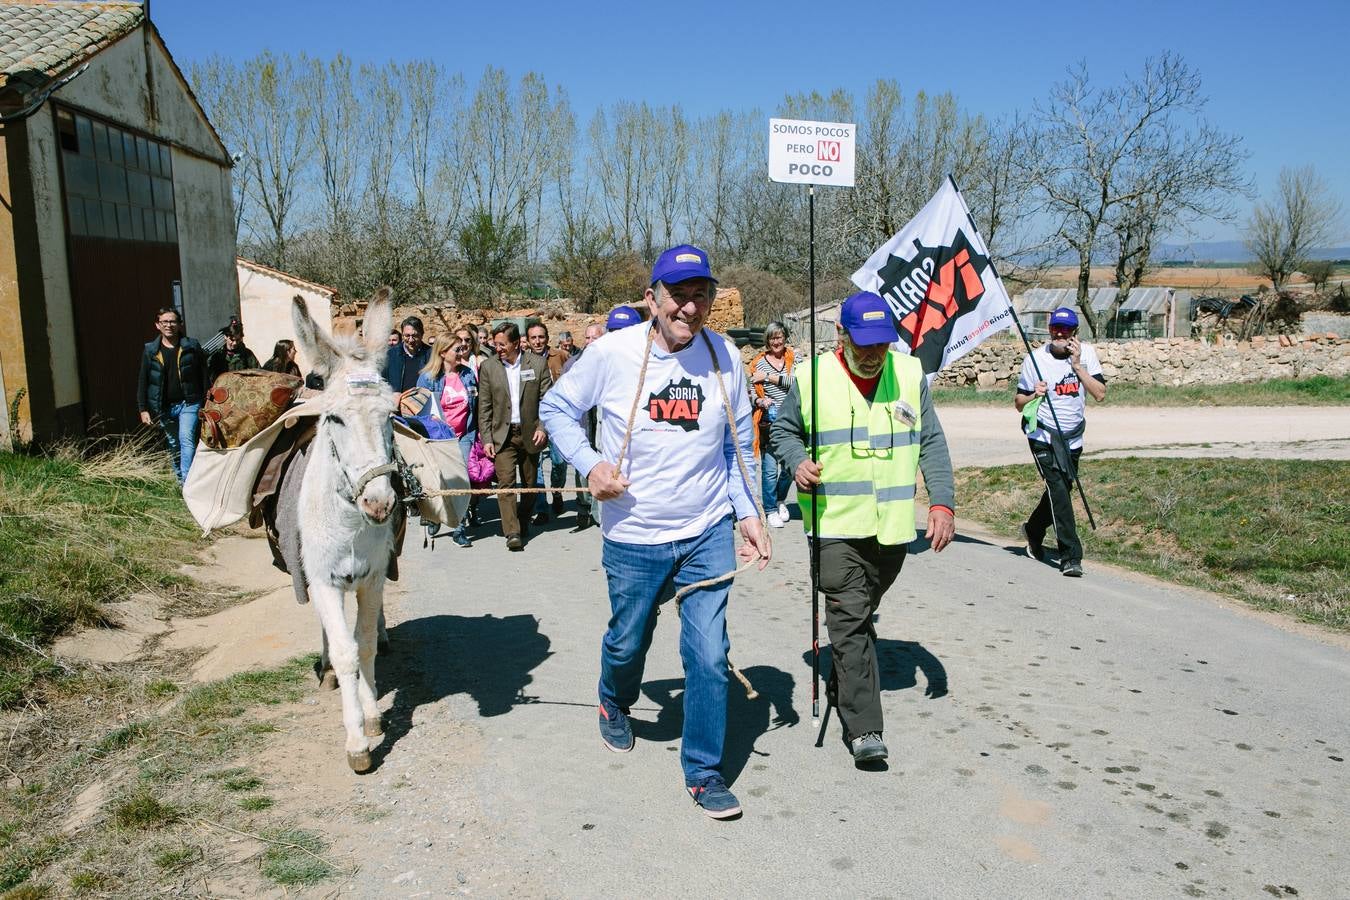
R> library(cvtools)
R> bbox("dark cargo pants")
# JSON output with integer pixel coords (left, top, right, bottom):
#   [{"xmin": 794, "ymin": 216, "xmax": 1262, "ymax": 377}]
[
  {"xmin": 1027, "ymin": 440, "xmax": 1083, "ymax": 566},
  {"xmin": 817, "ymin": 536, "xmax": 909, "ymax": 739}
]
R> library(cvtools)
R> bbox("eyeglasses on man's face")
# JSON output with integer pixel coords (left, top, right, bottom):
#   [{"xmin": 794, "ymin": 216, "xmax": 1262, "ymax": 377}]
[{"xmin": 157, "ymin": 318, "xmax": 180, "ymax": 326}]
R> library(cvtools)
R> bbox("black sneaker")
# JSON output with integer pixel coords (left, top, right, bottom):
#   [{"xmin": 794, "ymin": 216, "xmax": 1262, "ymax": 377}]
[
  {"xmin": 686, "ymin": 775, "xmax": 742, "ymax": 819},
  {"xmin": 533, "ymin": 510, "xmax": 550, "ymax": 526},
  {"xmin": 1061, "ymin": 561, "xmax": 1083, "ymax": 577},
  {"xmin": 850, "ymin": 732, "xmax": 888, "ymax": 763},
  {"xmin": 1019, "ymin": 522, "xmax": 1045, "ymax": 562},
  {"xmin": 574, "ymin": 511, "xmax": 593, "ymax": 531},
  {"xmin": 598, "ymin": 699, "xmax": 633, "ymax": 753}
]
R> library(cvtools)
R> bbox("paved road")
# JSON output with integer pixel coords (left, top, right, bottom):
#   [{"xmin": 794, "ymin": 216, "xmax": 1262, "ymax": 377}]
[{"xmin": 340, "ymin": 493, "xmax": 1349, "ymax": 899}]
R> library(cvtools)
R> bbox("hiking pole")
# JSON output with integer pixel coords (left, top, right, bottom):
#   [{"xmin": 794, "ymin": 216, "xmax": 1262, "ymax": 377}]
[
  {"xmin": 950, "ymin": 181, "xmax": 1096, "ymax": 530},
  {"xmin": 808, "ymin": 184, "xmax": 822, "ymax": 732},
  {"xmin": 1003, "ymin": 293, "xmax": 1096, "ymax": 530}
]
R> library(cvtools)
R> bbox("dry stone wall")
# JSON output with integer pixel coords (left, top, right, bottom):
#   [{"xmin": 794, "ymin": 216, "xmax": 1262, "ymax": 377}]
[{"xmin": 933, "ymin": 334, "xmax": 1350, "ymax": 388}]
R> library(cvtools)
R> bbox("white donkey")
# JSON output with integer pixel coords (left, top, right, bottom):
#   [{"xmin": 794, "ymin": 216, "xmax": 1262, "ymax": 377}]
[{"xmin": 284, "ymin": 288, "xmax": 401, "ymax": 772}]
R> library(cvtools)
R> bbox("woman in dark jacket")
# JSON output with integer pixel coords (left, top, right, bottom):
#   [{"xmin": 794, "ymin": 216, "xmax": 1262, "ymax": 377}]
[{"xmin": 262, "ymin": 339, "xmax": 302, "ymax": 377}]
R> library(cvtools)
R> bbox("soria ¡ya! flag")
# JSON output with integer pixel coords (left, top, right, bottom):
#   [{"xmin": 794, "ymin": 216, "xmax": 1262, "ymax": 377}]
[{"xmin": 850, "ymin": 176, "xmax": 1016, "ymax": 380}]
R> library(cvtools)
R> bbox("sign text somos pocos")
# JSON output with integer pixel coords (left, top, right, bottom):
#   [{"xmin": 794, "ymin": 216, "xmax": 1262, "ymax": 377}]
[{"xmin": 768, "ymin": 118, "xmax": 856, "ymax": 187}]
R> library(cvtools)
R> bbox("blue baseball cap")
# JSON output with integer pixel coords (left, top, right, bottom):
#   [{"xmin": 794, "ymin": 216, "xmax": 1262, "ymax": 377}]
[
  {"xmin": 650, "ymin": 244, "xmax": 717, "ymax": 286},
  {"xmin": 1049, "ymin": 307, "xmax": 1079, "ymax": 328},
  {"xmin": 840, "ymin": 292, "xmax": 899, "ymax": 345},
  {"xmin": 606, "ymin": 305, "xmax": 640, "ymax": 330}
]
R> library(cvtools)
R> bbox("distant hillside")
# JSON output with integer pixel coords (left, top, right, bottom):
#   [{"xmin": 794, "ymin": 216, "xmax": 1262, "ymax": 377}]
[{"xmin": 1155, "ymin": 241, "xmax": 1350, "ymax": 263}]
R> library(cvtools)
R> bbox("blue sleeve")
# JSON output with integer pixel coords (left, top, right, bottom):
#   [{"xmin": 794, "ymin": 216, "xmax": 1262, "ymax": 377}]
[
  {"xmin": 538, "ymin": 348, "xmax": 606, "ymax": 479},
  {"xmin": 721, "ymin": 343, "xmax": 759, "ymax": 521}
]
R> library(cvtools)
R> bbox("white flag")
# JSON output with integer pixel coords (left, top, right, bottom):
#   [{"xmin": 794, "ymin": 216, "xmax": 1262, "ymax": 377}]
[{"xmin": 851, "ymin": 176, "xmax": 1015, "ymax": 380}]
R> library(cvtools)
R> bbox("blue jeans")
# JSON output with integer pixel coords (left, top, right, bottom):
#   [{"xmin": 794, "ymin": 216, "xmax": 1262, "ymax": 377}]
[
  {"xmin": 599, "ymin": 516, "xmax": 734, "ymax": 785},
  {"xmin": 761, "ymin": 449, "xmax": 792, "ymax": 513},
  {"xmin": 453, "ymin": 430, "xmax": 476, "ymax": 536},
  {"xmin": 160, "ymin": 401, "xmax": 201, "ymax": 483}
]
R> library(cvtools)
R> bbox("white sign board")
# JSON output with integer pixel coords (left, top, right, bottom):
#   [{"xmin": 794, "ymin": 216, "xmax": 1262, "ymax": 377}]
[{"xmin": 768, "ymin": 118, "xmax": 856, "ymax": 187}]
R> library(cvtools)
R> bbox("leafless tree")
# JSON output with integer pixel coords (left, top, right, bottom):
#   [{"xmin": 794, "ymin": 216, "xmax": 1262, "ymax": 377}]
[
  {"xmin": 1245, "ymin": 165, "xmax": 1343, "ymax": 290},
  {"xmin": 1029, "ymin": 53, "xmax": 1237, "ymax": 335}
]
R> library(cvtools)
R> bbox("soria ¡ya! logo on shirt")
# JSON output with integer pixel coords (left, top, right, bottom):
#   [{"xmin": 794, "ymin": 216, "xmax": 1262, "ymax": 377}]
[{"xmin": 647, "ymin": 377, "xmax": 705, "ymax": 432}]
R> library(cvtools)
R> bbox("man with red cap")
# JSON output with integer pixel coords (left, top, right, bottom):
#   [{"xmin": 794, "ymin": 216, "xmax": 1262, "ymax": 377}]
[
  {"xmin": 540, "ymin": 244, "xmax": 769, "ymax": 819},
  {"xmin": 769, "ymin": 291, "xmax": 955, "ymax": 766}
]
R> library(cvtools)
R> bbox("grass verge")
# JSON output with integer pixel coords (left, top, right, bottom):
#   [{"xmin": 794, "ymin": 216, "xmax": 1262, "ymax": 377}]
[
  {"xmin": 933, "ymin": 374, "xmax": 1350, "ymax": 407},
  {"xmin": 0, "ymin": 655, "xmax": 347, "ymax": 896},
  {"xmin": 0, "ymin": 438, "xmax": 203, "ymax": 708},
  {"xmin": 955, "ymin": 457, "xmax": 1349, "ymax": 630}
]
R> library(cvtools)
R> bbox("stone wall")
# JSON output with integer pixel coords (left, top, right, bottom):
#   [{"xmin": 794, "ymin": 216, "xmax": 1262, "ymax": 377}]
[{"xmin": 935, "ymin": 333, "xmax": 1350, "ymax": 389}]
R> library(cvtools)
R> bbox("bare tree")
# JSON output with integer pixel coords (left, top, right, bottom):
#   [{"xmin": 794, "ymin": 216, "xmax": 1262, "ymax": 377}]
[
  {"xmin": 1245, "ymin": 165, "xmax": 1343, "ymax": 290},
  {"xmin": 1030, "ymin": 53, "xmax": 1232, "ymax": 335}
]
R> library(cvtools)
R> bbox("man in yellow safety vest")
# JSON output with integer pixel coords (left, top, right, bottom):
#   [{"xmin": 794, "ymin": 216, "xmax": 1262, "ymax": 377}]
[{"xmin": 769, "ymin": 291, "xmax": 955, "ymax": 765}]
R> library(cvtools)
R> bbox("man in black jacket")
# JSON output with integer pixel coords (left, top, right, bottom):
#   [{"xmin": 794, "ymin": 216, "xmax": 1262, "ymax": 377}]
[
  {"xmin": 206, "ymin": 320, "xmax": 261, "ymax": 385},
  {"xmin": 137, "ymin": 307, "xmax": 208, "ymax": 483},
  {"xmin": 384, "ymin": 315, "xmax": 431, "ymax": 394}
]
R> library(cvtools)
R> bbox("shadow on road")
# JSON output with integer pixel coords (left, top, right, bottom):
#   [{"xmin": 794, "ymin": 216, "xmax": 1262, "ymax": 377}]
[
  {"xmin": 802, "ymin": 640, "xmax": 949, "ymax": 700},
  {"xmin": 369, "ymin": 613, "xmax": 552, "ymax": 770},
  {"xmin": 634, "ymin": 664, "xmax": 800, "ymax": 786},
  {"xmin": 908, "ymin": 530, "xmax": 995, "ymax": 556}
]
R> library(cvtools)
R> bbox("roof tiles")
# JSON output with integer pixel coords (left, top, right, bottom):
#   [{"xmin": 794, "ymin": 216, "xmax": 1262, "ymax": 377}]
[{"xmin": 0, "ymin": 1, "xmax": 143, "ymax": 94}]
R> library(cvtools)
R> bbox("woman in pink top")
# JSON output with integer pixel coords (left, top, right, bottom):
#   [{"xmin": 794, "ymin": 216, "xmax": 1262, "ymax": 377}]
[{"xmin": 418, "ymin": 338, "xmax": 480, "ymax": 546}]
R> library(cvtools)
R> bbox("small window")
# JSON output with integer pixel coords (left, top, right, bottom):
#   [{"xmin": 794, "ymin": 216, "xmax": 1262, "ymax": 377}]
[
  {"xmin": 84, "ymin": 198, "xmax": 105, "ymax": 236},
  {"xmin": 92, "ymin": 121, "xmax": 109, "ymax": 160},
  {"xmin": 129, "ymin": 204, "xmax": 144, "ymax": 240},
  {"xmin": 98, "ymin": 161, "xmax": 127, "ymax": 203},
  {"xmin": 63, "ymin": 154, "xmax": 98, "ymax": 198},
  {"xmin": 66, "ymin": 193, "xmax": 86, "ymax": 235},
  {"xmin": 108, "ymin": 125, "xmax": 124, "ymax": 164},
  {"xmin": 56, "ymin": 109, "xmax": 78, "ymax": 152},
  {"xmin": 158, "ymin": 144, "xmax": 172, "ymax": 177},
  {"xmin": 151, "ymin": 176, "xmax": 173, "ymax": 210},
  {"xmin": 127, "ymin": 170, "xmax": 152, "ymax": 208},
  {"xmin": 123, "ymin": 133, "xmax": 137, "ymax": 168},
  {"xmin": 75, "ymin": 116, "xmax": 93, "ymax": 156},
  {"xmin": 116, "ymin": 204, "xmax": 134, "ymax": 239},
  {"xmin": 136, "ymin": 136, "xmax": 150, "ymax": 171},
  {"xmin": 101, "ymin": 201, "xmax": 117, "ymax": 238}
]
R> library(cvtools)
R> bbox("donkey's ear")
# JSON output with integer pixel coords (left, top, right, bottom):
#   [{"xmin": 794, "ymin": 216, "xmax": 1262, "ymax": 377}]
[
  {"xmin": 292, "ymin": 295, "xmax": 341, "ymax": 377},
  {"xmin": 364, "ymin": 287, "xmax": 394, "ymax": 360}
]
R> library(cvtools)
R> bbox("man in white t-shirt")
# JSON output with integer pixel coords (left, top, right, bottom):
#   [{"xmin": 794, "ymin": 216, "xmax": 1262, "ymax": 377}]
[
  {"xmin": 1014, "ymin": 307, "xmax": 1107, "ymax": 577},
  {"xmin": 540, "ymin": 244, "xmax": 770, "ymax": 820}
]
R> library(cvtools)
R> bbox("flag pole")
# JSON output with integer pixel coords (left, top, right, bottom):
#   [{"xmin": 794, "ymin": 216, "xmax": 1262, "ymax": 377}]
[
  {"xmin": 808, "ymin": 184, "xmax": 822, "ymax": 732},
  {"xmin": 949, "ymin": 176, "xmax": 1096, "ymax": 529}
]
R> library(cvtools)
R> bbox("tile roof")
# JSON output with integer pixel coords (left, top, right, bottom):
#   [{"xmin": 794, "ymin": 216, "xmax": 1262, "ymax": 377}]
[
  {"xmin": 0, "ymin": 1, "xmax": 144, "ymax": 94},
  {"xmin": 237, "ymin": 257, "xmax": 340, "ymax": 300}
]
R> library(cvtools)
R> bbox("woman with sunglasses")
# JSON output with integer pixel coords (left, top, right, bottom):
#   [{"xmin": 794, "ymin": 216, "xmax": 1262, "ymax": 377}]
[{"xmin": 418, "ymin": 338, "xmax": 480, "ymax": 547}]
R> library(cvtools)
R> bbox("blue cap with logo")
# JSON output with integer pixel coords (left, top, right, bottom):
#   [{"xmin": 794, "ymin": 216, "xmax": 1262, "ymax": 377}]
[
  {"xmin": 606, "ymin": 305, "xmax": 640, "ymax": 330},
  {"xmin": 840, "ymin": 292, "xmax": 899, "ymax": 345},
  {"xmin": 650, "ymin": 244, "xmax": 717, "ymax": 286},
  {"xmin": 1049, "ymin": 307, "xmax": 1079, "ymax": 328}
]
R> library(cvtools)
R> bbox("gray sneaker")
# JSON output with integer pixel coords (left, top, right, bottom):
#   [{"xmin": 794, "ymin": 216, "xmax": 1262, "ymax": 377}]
[
  {"xmin": 850, "ymin": 732, "xmax": 888, "ymax": 763},
  {"xmin": 1061, "ymin": 561, "xmax": 1083, "ymax": 577}
]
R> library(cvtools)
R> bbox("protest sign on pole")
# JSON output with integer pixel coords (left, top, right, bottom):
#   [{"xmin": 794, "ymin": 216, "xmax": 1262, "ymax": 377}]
[
  {"xmin": 768, "ymin": 117, "xmax": 856, "ymax": 737},
  {"xmin": 850, "ymin": 175, "xmax": 1016, "ymax": 380}
]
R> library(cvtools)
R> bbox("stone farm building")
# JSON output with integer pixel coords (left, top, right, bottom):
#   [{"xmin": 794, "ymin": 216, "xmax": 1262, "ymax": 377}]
[{"xmin": 0, "ymin": 0, "xmax": 236, "ymax": 441}]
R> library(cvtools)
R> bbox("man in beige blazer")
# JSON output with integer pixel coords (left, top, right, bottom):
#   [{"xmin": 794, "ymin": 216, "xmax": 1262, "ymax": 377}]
[{"xmin": 478, "ymin": 321, "xmax": 553, "ymax": 550}]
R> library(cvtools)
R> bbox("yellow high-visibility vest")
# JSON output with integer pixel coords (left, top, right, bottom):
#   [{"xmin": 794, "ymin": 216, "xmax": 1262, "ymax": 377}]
[{"xmin": 796, "ymin": 351, "xmax": 923, "ymax": 544}]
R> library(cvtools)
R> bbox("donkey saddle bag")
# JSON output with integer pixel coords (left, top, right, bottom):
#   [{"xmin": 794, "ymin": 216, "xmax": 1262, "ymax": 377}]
[{"xmin": 201, "ymin": 369, "xmax": 303, "ymax": 449}]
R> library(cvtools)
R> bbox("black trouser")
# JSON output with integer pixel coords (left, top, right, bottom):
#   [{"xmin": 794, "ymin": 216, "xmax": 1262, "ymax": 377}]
[
  {"xmin": 1027, "ymin": 440, "xmax": 1082, "ymax": 565},
  {"xmin": 816, "ymin": 536, "xmax": 908, "ymax": 739}
]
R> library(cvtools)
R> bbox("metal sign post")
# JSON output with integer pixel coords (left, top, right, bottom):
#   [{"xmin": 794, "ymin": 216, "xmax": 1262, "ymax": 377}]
[{"xmin": 768, "ymin": 118, "xmax": 855, "ymax": 735}]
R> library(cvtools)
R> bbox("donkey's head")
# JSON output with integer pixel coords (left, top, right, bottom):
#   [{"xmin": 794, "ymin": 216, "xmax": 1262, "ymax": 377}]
[{"xmin": 292, "ymin": 288, "xmax": 399, "ymax": 524}]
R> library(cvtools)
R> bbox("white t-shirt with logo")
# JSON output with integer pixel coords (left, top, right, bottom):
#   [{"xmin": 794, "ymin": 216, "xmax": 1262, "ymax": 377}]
[
  {"xmin": 1017, "ymin": 343, "xmax": 1103, "ymax": 450},
  {"xmin": 539, "ymin": 323, "xmax": 758, "ymax": 544}
]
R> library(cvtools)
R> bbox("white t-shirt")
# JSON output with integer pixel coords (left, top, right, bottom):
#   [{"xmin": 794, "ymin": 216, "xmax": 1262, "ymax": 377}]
[
  {"xmin": 1017, "ymin": 343, "xmax": 1103, "ymax": 449},
  {"xmin": 539, "ymin": 324, "xmax": 758, "ymax": 544}
]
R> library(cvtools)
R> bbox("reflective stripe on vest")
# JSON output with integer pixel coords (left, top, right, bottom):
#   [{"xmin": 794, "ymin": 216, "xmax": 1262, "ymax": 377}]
[{"xmin": 796, "ymin": 352, "xmax": 924, "ymax": 544}]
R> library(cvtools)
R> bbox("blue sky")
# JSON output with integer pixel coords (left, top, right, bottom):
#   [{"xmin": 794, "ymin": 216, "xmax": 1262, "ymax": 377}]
[{"xmin": 154, "ymin": 0, "xmax": 1349, "ymax": 244}]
